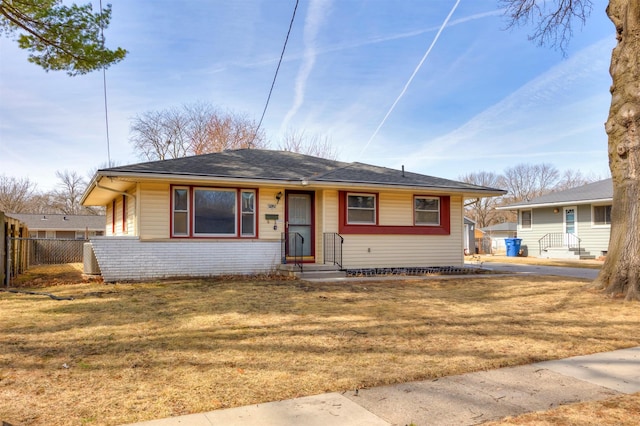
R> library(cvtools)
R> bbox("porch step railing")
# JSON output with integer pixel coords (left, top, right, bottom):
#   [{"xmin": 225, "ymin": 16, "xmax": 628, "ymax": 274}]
[
  {"xmin": 323, "ymin": 232, "xmax": 343, "ymax": 269},
  {"xmin": 281, "ymin": 231, "xmax": 304, "ymax": 272},
  {"xmin": 538, "ymin": 233, "xmax": 581, "ymax": 255}
]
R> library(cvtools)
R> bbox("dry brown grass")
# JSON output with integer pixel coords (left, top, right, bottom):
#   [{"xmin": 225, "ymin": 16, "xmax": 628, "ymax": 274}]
[
  {"xmin": 468, "ymin": 255, "xmax": 604, "ymax": 269},
  {"xmin": 1, "ymin": 272, "xmax": 639, "ymax": 425}
]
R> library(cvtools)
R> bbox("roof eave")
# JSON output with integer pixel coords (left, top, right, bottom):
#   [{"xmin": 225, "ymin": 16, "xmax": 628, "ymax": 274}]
[{"xmin": 497, "ymin": 197, "xmax": 613, "ymax": 210}]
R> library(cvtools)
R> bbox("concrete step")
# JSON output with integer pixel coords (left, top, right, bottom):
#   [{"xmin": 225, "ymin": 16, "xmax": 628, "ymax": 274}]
[{"xmin": 278, "ymin": 263, "xmax": 344, "ymax": 279}]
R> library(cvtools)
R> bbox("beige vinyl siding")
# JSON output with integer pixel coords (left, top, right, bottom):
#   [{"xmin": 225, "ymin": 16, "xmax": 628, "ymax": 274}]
[
  {"xmin": 258, "ymin": 188, "xmax": 285, "ymax": 240},
  {"xmin": 139, "ymin": 183, "xmax": 171, "ymax": 239},
  {"xmin": 341, "ymin": 195, "xmax": 463, "ymax": 268},
  {"xmin": 378, "ymin": 191, "xmax": 412, "ymax": 225},
  {"xmin": 105, "ymin": 202, "xmax": 114, "ymax": 236}
]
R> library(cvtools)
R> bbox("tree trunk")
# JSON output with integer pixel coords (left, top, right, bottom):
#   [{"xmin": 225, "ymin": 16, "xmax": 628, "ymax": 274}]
[{"xmin": 593, "ymin": 0, "xmax": 640, "ymax": 301}]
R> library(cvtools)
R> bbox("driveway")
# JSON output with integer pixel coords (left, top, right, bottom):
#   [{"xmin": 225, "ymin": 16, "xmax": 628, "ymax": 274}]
[{"xmin": 475, "ymin": 262, "xmax": 600, "ymax": 280}]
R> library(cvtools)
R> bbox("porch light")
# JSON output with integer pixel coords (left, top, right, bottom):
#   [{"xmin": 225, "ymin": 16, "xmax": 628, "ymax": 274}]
[{"xmin": 275, "ymin": 191, "xmax": 283, "ymax": 204}]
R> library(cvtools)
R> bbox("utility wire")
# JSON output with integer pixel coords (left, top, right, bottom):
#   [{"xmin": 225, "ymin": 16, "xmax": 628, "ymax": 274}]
[
  {"xmin": 249, "ymin": 0, "xmax": 299, "ymax": 148},
  {"xmin": 359, "ymin": 0, "xmax": 461, "ymax": 156},
  {"xmin": 99, "ymin": 0, "xmax": 112, "ymax": 167}
]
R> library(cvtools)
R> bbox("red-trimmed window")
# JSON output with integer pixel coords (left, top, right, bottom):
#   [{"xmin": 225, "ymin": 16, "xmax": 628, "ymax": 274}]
[
  {"xmin": 346, "ymin": 193, "xmax": 377, "ymax": 224},
  {"xmin": 171, "ymin": 186, "xmax": 256, "ymax": 238},
  {"xmin": 338, "ymin": 191, "xmax": 450, "ymax": 235},
  {"xmin": 414, "ymin": 196, "xmax": 440, "ymax": 226}
]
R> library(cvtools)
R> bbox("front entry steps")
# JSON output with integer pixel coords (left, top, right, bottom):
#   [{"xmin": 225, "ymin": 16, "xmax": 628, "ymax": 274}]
[
  {"xmin": 278, "ymin": 263, "xmax": 346, "ymax": 280},
  {"xmin": 541, "ymin": 247, "xmax": 596, "ymax": 260}
]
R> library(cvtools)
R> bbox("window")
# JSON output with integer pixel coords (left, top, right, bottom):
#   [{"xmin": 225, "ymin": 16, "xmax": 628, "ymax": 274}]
[
  {"xmin": 241, "ymin": 190, "xmax": 256, "ymax": 236},
  {"xmin": 593, "ymin": 205, "xmax": 612, "ymax": 226},
  {"xmin": 521, "ymin": 210, "xmax": 532, "ymax": 229},
  {"xmin": 171, "ymin": 186, "xmax": 257, "ymax": 238},
  {"xmin": 347, "ymin": 193, "xmax": 376, "ymax": 224},
  {"xmin": 414, "ymin": 196, "xmax": 440, "ymax": 225},
  {"xmin": 194, "ymin": 188, "xmax": 236, "ymax": 236},
  {"xmin": 172, "ymin": 187, "xmax": 189, "ymax": 236}
]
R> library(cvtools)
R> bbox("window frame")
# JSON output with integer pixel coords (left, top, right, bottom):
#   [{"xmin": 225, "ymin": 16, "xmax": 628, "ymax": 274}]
[
  {"xmin": 172, "ymin": 186, "xmax": 190, "ymax": 237},
  {"xmin": 414, "ymin": 196, "xmax": 441, "ymax": 226},
  {"xmin": 592, "ymin": 204, "xmax": 612, "ymax": 227},
  {"xmin": 520, "ymin": 210, "xmax": 532, "ymax": 229},
  {"xmin": 171, "ymin": 185, "xmax": 259, "ymax": 239},
  {"xmin": 346, "ymin": 192, "xmax": 378, "ymax": 225}
]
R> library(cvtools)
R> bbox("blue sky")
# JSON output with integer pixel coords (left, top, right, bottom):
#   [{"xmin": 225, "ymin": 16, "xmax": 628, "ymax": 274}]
[{"xmin": 0, "ymin": 0, "xmax": 614, "ymax": 192}]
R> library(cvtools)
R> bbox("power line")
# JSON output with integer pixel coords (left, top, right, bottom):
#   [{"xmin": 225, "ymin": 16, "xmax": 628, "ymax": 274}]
[
  {"xmin": 99, "ymin": 0, "xmax": 112, "ymax": 167},
  {"xmin": 359, "ymin": 0, "xmax": 461, "ymax": 156},
  {"xmin": 249, "ymin": 0, "xmax": 300, "ymax": 148}
]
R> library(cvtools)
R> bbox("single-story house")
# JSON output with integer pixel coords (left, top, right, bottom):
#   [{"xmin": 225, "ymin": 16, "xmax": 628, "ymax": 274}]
[
  {"xmin": 5, "ymin": 213, "xmax": 106, "ymax": 239},
  {"xmin": 480, "ymin": 222, "xmax": 517, "ymax": 254},
  {"xmin": 81, "ymin": 149, "xmax": 505, "ymax": 282},
  {"xmin": 498, "ymin": 178, "xmax": 612, "ymax": 259}
]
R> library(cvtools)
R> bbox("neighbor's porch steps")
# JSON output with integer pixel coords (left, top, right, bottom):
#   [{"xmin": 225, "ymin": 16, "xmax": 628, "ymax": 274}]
[
  {"xmin": 541, "ymin": 247, "xmax": 596, "ymax": 260},
  {"xmin": 278, "ymin": 263, "xmax": 346, "ymax": 280}
]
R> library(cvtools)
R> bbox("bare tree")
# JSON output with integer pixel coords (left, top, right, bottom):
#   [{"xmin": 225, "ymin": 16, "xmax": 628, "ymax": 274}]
[
  {"xmin": 50, "ymin": 170, "xmax": 95, "ymax": 215},
  {"xmin": 278, "ymin": 128, "xmax": 338, "ymax": 160},
  {"xmin": 0, "ymin": 175, "xmax": 38, "ymax": 213},
  {"xmin": 502, "ymin": 163, "xmax": 560, "ymax": 202},
  {"xmin": 130, "ymin": 103, "xmax": 267, "ymax": 161},
  {"xmin": 554, "ymin": 169, "xmax": 595, "ymax": 191},
  {"xmin": 502, "ymin": 0, "xmax": 639, "ymax": 300},
  {"xmin": 458, "ymin": 171, "xmax": 508, "ymax": 228}
]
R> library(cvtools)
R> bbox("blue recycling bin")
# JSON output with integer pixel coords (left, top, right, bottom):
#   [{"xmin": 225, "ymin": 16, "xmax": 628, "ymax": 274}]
[{"xmin": 505, "ymin": 238, "xmax": 522, "ymax": 257}]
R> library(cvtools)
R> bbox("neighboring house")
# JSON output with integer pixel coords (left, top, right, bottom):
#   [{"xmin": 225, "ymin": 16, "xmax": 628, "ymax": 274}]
[
  {"xmin": 499, "ymin": 179, "xmax": 612, "ymax": 259},
  {"xmin": 480, "ymin": 222, "xmax": 517, "ymax": 255},
  {"xmin": 5, "ymin": 213, "xmax": 106, "ymax": 239},
  {"xmin": 81, "ymin": 149, "xmax": 505, "ymax": 282},
  {"xmin": 463, "ymin": 217, "xmax": 476, "ymax": 255}
]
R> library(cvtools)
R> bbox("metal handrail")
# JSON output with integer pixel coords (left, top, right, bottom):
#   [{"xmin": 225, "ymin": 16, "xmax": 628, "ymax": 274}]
[
  {"xmin": 538, "ymin": 233, "xmax": 581, "ymax": 255},
  {"xmin": 323, "ymin": 232, "xmax": 343, "ymax": 268},
  {"xmin": 281, "ymin": 231, "xmax": 304, "ymax": 272}
]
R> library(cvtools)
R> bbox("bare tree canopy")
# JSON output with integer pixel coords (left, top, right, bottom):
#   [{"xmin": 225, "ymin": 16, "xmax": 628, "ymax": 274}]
[
  {"xmin": 503, "ymin": 0, "xmax": 640, "ymax": 300},
  {"xmin": 130, "ymin": 103, "xmax": 268, "ymax": 161},
  {"xmin": 500, "ymin": 0, "xmax": 593, "ymax": 53},
  {"xmin": 50, "ymin": 170, "xmax": 98, "ymax": 215},
  {"xmin": 502, "ymin": 163, "xmax": 560, "ymax": 202},
  {"xmin": 278, "ymin": 128, "xmax": 338, "ymax": 160},
  {"xmin": 0, "ymin": 0, "xmax": 126, "ymax": 75},
  {"xmin": 458, "ymin": 171, "xmax": 507, "ymax": 228},
  {"xmin": 0, "ymin": 175, "xmax": 37, "ymax": 213}
]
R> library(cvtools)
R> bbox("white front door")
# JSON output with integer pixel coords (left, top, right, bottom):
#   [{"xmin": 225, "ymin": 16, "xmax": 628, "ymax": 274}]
[{"xmin": 563, "ymin": 206, "xmax": 577, "ymax": 245}]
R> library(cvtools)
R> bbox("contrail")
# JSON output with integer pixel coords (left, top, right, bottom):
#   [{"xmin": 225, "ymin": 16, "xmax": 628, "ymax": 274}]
[{"xmin": 359, "ymin": 0, "xmax": 462, "ymax": 156}]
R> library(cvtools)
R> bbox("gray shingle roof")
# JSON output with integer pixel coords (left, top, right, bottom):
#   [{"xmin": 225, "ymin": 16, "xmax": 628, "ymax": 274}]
[
  {"xmin": 99, "ymin": 149, "xmax": 504, "ymax": 194},
  {"xmin": 6, "ymin": 214, "xmax": 106, "ymax": 231},
  {"xmin": 503, "ymin": 178, "xmax": 612, "ymax": 209}
]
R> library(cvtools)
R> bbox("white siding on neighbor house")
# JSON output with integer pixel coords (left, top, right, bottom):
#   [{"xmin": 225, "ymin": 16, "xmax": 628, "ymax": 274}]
[
  {"xmin": 340, "ymin": 195, "xmax": 464, "ymax": 268},
  {"xmin": 90, "ymin": 237, "xmax": 281, "ymax": 282},
  {"xmin": 517, "ymin": 204, "xmax": 610, "ymax": 257}
]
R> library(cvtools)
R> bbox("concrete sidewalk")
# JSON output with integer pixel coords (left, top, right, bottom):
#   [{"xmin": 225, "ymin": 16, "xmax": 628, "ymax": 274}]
[{"xmin": 126, "ymin": 346, "xmax": 640, "ymax": 426}]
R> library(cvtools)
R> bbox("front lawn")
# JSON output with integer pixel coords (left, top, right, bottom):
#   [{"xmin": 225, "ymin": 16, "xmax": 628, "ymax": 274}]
[{"xmin": 1, "ymin": 274, "xmax": 638, "ymax": 425}]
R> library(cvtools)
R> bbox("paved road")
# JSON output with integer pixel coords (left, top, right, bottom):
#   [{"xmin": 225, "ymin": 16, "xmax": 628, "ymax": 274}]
[{"xmin": 474, "ymin": 262, "xmax": 600, "ymax": 280}]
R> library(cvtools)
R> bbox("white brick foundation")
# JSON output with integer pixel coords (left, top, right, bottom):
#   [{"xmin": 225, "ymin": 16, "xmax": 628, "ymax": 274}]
[{"xmin": 89, "ymin": 237, "xmax": 281, "ymax": 282}]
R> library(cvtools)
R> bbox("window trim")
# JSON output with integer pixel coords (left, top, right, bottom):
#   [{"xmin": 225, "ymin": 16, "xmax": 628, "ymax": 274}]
[
  {"xmin": 591, "ymin": 204, "xmax": 612, "ymax": 228},
  {"xmin": 414, "ymin": 195, "xmax": 441, "ymax": 226},
  {"xmin": 338, "ymin": 191, "xmax": 450, "ymax": 235},
  {"xmin": 172, "ymin": 186, "xmax": 190, "ymax": 237},
  {"xmin": 171, "ymin": 185, "xmax": 259, "ymax": 239},
  {"xmin": 520, "ymin": 209, "xmax": 532, "ymax": 229},
  {"xmin": 346, "ymin": 192, "xmax": 378, "ymax": 225}
]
